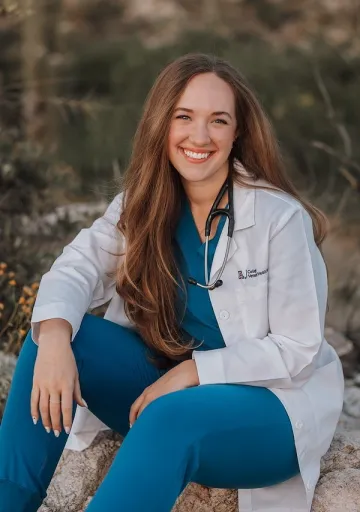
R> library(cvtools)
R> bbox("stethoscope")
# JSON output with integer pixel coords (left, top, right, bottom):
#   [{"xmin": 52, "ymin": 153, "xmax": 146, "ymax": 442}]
[{"xmin": 188, "ymin": 174, "xmax": 235, "ymax": 291}]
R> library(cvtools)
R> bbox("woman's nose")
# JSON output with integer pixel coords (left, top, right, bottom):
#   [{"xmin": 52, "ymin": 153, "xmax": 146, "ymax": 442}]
[{"xmin": 188, "ymin": 123, "xmax": 211, "ymax": 146}]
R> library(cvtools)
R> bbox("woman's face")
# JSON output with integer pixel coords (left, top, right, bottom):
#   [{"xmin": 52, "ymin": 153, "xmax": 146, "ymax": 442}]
[{"xmin": 168, "ymin": 72, "xmax": 237, "ymax": 186}]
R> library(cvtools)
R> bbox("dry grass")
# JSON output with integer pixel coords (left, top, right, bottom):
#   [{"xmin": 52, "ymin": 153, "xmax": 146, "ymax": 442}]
[{"xmin": 0, "ymin": 262, "xmax": 39, "ymax": 354}]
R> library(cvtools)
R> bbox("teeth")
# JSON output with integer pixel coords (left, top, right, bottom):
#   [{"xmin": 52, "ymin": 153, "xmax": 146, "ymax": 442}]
[{"xmin": 183, "ymin": 149, "xmax": 210, "ymax": 160}]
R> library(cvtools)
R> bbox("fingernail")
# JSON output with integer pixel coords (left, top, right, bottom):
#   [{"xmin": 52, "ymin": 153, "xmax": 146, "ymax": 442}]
[
  {"xmin": 82, "ymin": 399, "xmax": 88, "ymax": 408},
  {"xmin": 54, "ymin": 430, "xmax": 60, "ymax": 438},
  {"xmin": 45, "ymin": 426, "xmax": 51, "ymax": 434},
  {"xmin": 65, "ymin": 426, "xmax": 71, "ymax": 435},
  {"xmin": 32, "ymin": 416, "xmax": 37, "ymax": 425}
]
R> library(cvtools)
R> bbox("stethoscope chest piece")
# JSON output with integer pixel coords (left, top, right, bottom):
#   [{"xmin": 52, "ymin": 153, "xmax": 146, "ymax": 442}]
[{"xmin": 188, "ymin": 277, "xmax": 223, "ymax": 290}]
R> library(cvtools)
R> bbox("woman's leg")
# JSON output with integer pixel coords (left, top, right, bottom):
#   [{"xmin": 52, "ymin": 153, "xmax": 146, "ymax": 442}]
[
  {"xmin": 0, "ymin": 313, "xmax": 165, "ymax": 512},
  {"xmin": 85, "ymin": 383, "xmax": 300, "ymax": 512}
]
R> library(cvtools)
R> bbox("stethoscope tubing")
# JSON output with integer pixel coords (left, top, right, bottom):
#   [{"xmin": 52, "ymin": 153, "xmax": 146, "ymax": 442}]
[{"xmin": 188, "ymin": 174, "xmax": 235, "ymax": 291}]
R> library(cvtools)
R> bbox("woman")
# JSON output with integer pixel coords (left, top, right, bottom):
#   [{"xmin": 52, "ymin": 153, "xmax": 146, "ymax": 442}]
[{"xmin": 0, "ymin": 53, "xmax": 344, "ymax": 512}]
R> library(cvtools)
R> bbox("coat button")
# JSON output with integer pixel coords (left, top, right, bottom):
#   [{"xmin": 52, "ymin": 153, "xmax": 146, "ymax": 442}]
[
  {"xmin": 219, "ymin": 310, "xmax": 230, "ymax": 320},
  {"xmin": 295, "ymin": 420, "xmax": 303, "ymax": 429}
]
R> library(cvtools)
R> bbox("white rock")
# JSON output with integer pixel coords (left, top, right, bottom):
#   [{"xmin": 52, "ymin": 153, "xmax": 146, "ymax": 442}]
[
  {"xmin": 343, "ymin": 387, "xmax": 360, "ymax": 418},
  {"xmin": 36, "ymin": 429, "xmax": 360, "ymax": 512},
  {"xmin": 325, "ymin": 327, "xmax": 354, "ymax": 357}
]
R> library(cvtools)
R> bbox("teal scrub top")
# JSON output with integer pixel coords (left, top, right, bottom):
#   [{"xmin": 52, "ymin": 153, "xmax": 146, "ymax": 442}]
[{"xmin": 173, "ymin": 190, "xmax": 227, "ymax": 351}]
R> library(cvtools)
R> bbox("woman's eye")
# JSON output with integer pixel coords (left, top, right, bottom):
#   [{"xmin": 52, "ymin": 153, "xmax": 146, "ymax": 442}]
[{"xmin": 175, "ymin": 116, "xmax": 228, "ymax": 124}]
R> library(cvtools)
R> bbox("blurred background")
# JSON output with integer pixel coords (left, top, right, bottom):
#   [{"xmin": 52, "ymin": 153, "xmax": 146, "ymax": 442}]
[{"xmin": 0, "ymin": 0, "xmax": 360, "ymax": 428}]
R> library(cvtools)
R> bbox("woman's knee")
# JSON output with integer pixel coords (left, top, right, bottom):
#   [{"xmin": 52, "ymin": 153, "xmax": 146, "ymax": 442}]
[
  {"xmin": 134, "ymin": 389, "xmax": 192, "ymax": 436},
  {"xmin": 129, "ymin": 391, "xmax": 201, "ymax": 478}
]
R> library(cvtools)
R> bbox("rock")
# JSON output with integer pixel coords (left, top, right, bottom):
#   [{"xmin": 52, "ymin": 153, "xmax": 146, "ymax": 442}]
[
  {"xmin": 0, "ymin": 351, "xmax": 17, "ymax": 420},
  {"xmin": 320, "ymin": 431, "xmax": 360, "ymax": 474},
  {"xmin": 324, "ymin": 327, "xmax": 359, "ymax": 378},
  {"xmin": 19, "ymin": 200, "xmax": 109, "ymax": 236},
  {"xmin": 352, "ymin": 373, "xmax": 360, "ymax": 387},
  {"xmin": 337, "ymin": 410, "xmax": 360, "ymax": 433},
  {"xmin": 343, "ymin": 387, "xmax": 360, "ymax": 418},
  {"xmin": 312, "ymin": 469, "xmax": 360, "ymax": 512},
  {"xmin": 38, "ymin": 430, "xmax": 121, "ymax": 512},
  {"xmin": 313, "ymin": 432, "xmax": 360, "ymax": 512},
  {"xmin": 325, "ymin": 327, "xmax": 354, "ymax": 358},
  {"xmin": 37, "ymin": 429, "xmax": 360, "ymax": 512},
  {"xmin": 172, "ymin": 484, "xmax": 237, "ymax": 512}
]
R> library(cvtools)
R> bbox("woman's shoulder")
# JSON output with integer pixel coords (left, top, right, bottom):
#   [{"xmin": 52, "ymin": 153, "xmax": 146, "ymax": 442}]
[
  {"xmin": 254, "ymin": 181, "xmax": 303, "ymax": 216},
  {"xmin": 253, "ymin": 184, "xmax": 310, "ymax": 240},
  {"xmin": 102, "ymin": 191, "xmax": 125, "ymax": 221},
  {"xmin": 234, "ymin": 169, "xmax": 309, "ymax": 240},
  {"xmin": 234, "ymin": 160, "xmax": 303, "ymax": 220}
]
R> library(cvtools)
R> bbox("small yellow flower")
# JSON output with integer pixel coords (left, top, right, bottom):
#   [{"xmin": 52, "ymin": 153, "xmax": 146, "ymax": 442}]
[
  {"xmin": 0, "ymin": 262, "xmax": 7, "ymax": 270},
  {"xmin": 0, "ymin": 303, "xmax": 4, "ymax": 310},
  {"xmin": 8, "ymin": 279, "xmax": 16, "ymax": 286},
  {"xmin": 26, "ymin": 297, "xmax": 35, "ymax": 305},
  {"xmin": 31, "ymin": 282, "xmax": 40, "ymax": 290},
  {"xmin": 19, "ymin": 329, "xmax": 26, "ymax": 336},
  {"xmin": 8, "ymin": 271, "xmax": 15, "ymax": 278},
  {"xmin": 19, "ymin": 297, "xmax": 26, "ymax": 305},
  {"xmin": 23, "ymin": 286, "xmax": 34, "ymax": 296}
]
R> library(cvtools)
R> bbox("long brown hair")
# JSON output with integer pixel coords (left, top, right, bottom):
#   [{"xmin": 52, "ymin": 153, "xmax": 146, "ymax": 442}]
[{"xmin": 110, "ymin": 53, "xmax": 329, "ymax": 369}]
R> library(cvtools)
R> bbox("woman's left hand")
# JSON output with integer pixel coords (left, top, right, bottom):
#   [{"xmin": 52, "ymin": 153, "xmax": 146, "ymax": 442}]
[{"xmin": 129, "ymin": 359, "xmax": 200, "ymax": 427}]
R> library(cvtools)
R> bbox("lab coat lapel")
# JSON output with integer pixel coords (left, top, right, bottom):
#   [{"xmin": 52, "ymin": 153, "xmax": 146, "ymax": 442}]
[{"xmin": 209, "ymin": 183, "xmax": 256, "ymax": 281}]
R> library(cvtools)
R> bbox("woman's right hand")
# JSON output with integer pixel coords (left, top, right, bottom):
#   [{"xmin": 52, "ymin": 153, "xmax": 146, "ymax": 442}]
[{"xmin": 30, "ymin": 331, "xmax": 88, "ymax": 437}]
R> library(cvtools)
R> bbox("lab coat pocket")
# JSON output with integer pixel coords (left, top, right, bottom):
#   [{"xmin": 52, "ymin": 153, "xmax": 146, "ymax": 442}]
[
  {"xmin": 236, "ymin": 276, "xmax": 268, "ymax": 302},
  {"xmin": 235, "ymin": 278, "xmax": 269, "ymax": 338}
]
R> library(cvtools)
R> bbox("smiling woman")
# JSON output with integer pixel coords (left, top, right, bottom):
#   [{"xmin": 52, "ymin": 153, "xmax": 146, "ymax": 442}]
[
  {"xmin": 0, "ymin": 53, "xmax": 344, "ymax": 512},
  {"xmin": 167, "ymin": 73, "xmax": 237, "ymax": 247},
  {"xmin": 169, "ymin": 74, "xmax": 237, "ymax": 187}
]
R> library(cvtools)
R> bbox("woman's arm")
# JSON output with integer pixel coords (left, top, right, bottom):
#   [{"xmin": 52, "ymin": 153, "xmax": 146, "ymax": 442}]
[
  {"xmin": 37, "ymin": 318, "xmax": 73, "ymax": 345},
  {"xmin": 31, "ymin": 193, "xmax": 124, "ymax": 345},
  {"xmin": 191, "ymin": 207, "xmax": 327, "ymax": 388}
]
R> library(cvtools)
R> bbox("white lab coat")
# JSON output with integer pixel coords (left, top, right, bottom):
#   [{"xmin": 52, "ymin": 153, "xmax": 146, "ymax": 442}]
[{"xmin": 30, "ymin": 162, "xmax": 344, "ymax": 512}]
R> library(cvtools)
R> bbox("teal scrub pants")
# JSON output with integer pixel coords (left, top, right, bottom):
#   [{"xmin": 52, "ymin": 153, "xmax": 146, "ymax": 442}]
[{"xmin": 0, "ymin": 313, "xmax": 300, "ymax": 511}]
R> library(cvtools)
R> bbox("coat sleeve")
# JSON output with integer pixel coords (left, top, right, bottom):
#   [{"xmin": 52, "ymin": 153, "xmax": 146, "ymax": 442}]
[
  {"xmin": 30, "ymin": 193, "xmax": 124, "ymax": 345},
  {"xmin": 191, "ymin": 206, "xmax": 327, "ymax": 388}
]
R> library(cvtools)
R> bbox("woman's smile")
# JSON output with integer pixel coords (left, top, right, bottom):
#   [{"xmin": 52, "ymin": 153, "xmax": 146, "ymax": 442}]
[{"xmin": 180, "ymin": 147, "xmax": 216, "ymax": 164}]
